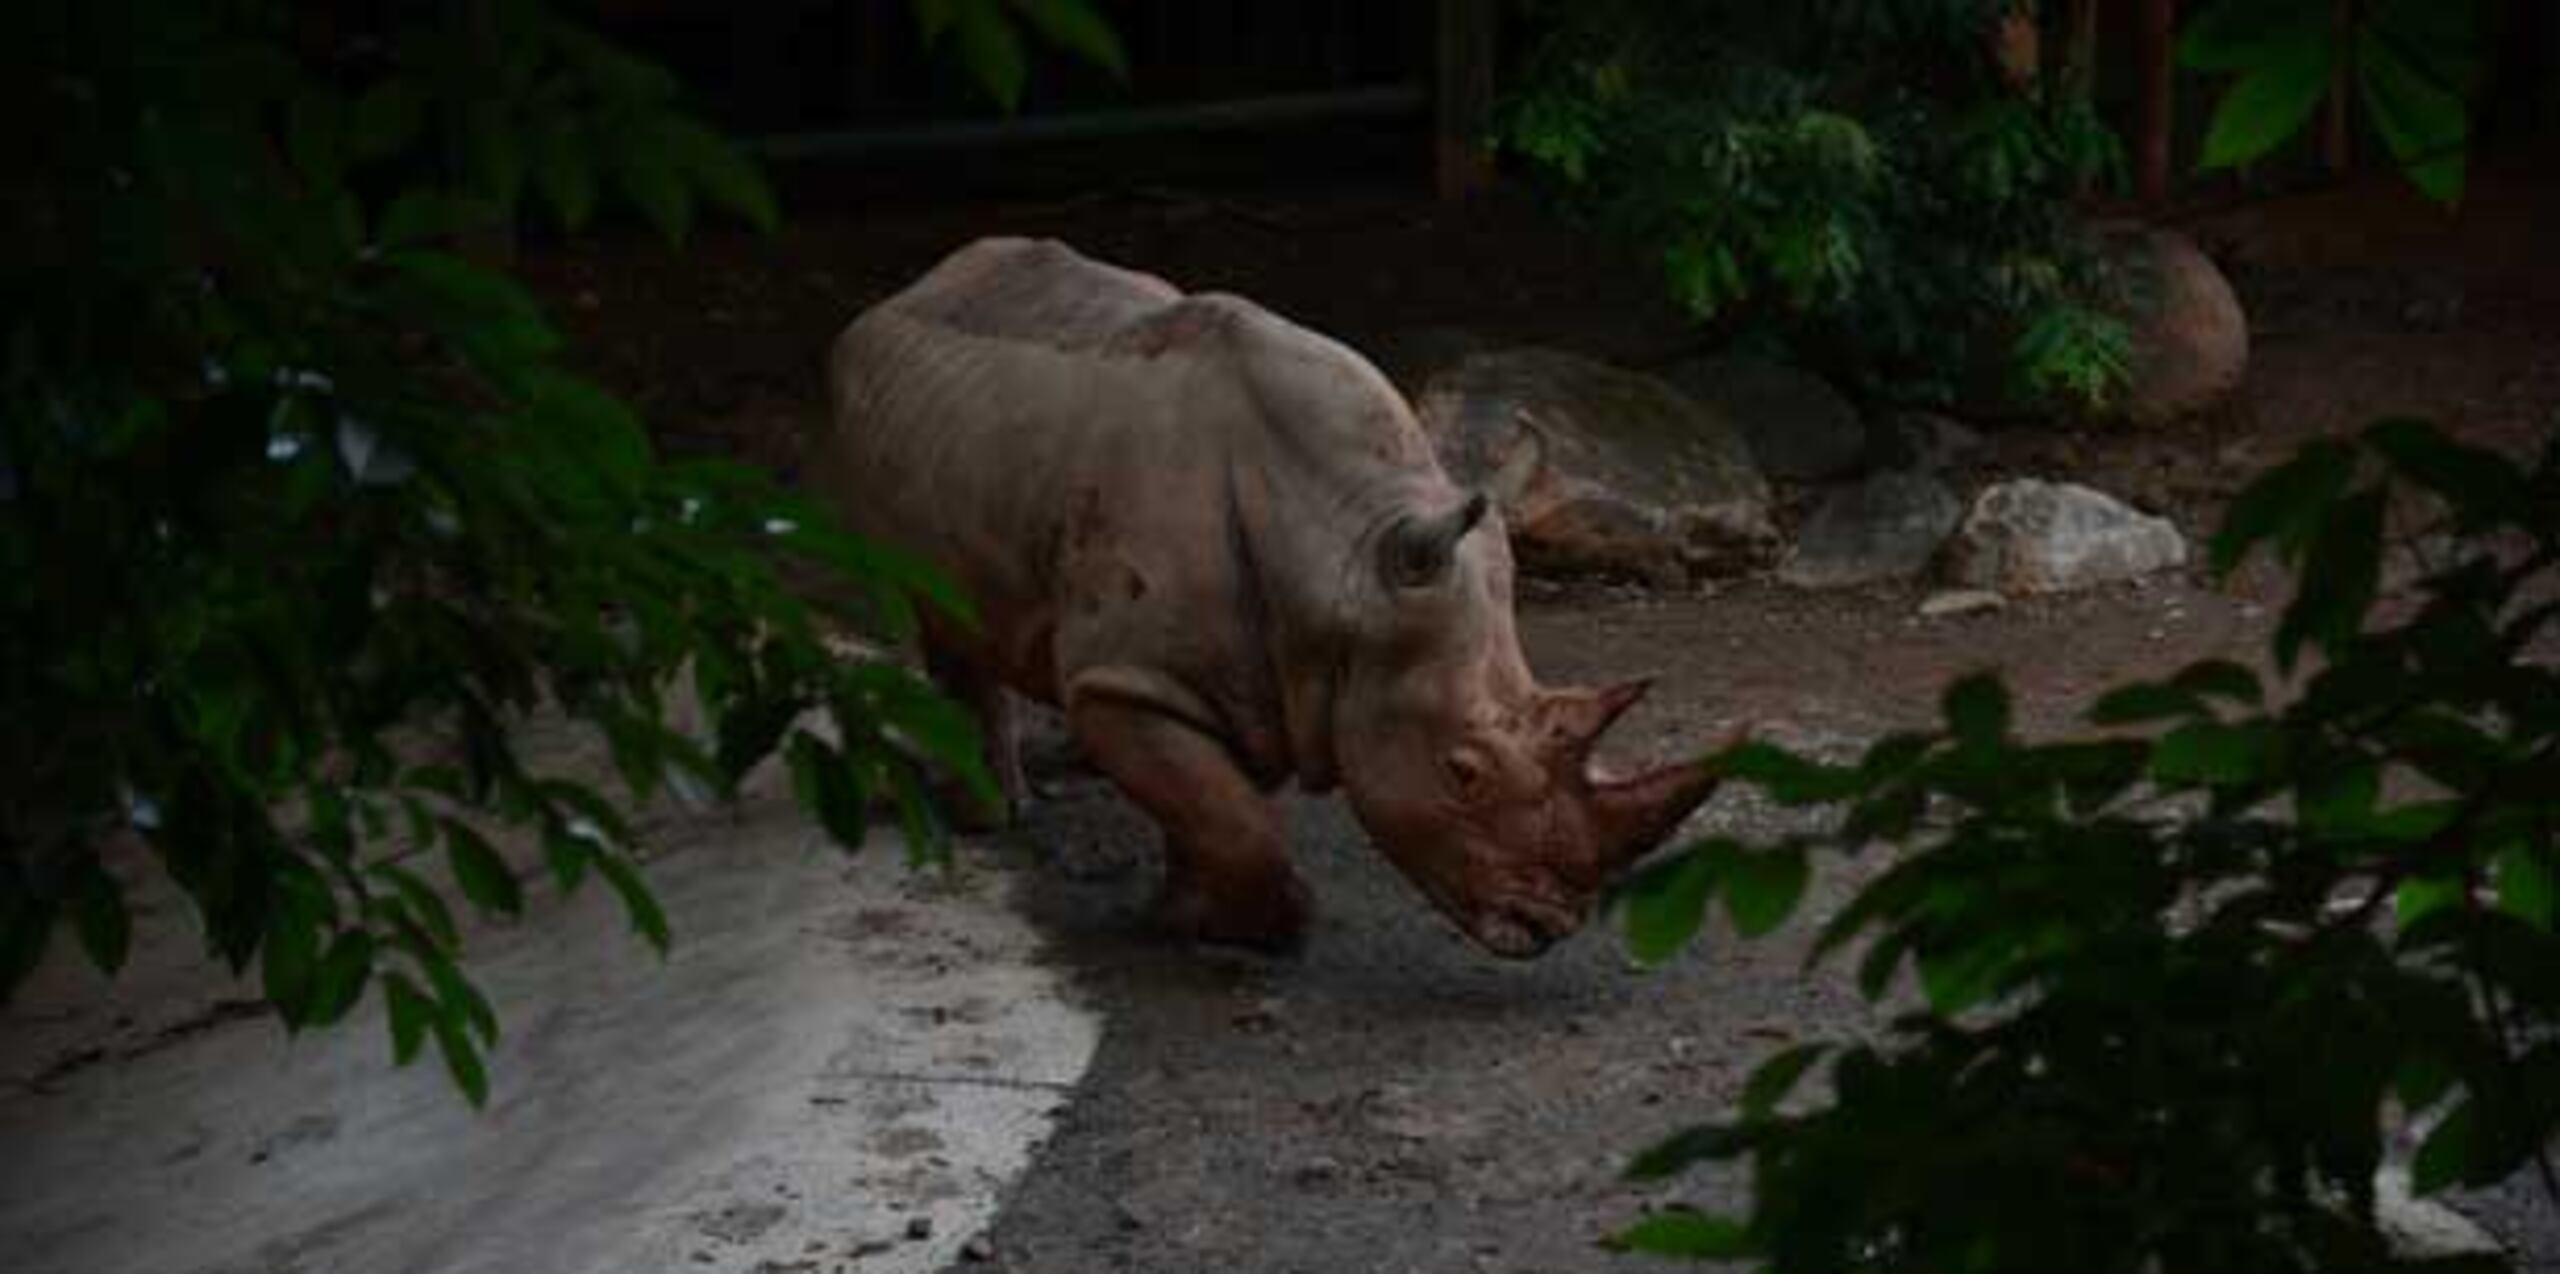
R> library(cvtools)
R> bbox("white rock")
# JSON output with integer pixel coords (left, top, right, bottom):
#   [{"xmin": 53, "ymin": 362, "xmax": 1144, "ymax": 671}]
[{"xmin": 1947, "ymin": 479, "xmax": 2188, "ymax": 594}]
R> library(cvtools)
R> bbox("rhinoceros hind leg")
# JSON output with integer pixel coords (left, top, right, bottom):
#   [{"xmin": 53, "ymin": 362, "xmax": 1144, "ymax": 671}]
[
  {"xmin": 1064, "ymin": 683, "xmax": 1308, "ymax": 954},
  {"xmin": 923, "ymin": 637, "xmax": 1024, "ymax": 832}
]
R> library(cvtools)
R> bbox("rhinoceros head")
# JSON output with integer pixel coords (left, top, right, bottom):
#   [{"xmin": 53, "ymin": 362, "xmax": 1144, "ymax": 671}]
[{"xmin": 1333, "ymin": 490, "xmax": 1724, "ymax": 959}]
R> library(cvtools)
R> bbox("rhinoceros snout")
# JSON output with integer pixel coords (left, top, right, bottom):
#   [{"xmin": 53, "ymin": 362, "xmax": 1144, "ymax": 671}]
[{"xmin": 1465, "ymin": 893, "xmax": 1588, "ymax": 960}]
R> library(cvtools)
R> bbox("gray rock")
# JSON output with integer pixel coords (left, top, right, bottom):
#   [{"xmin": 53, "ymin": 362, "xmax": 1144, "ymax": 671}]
[
  {"xmin": 1661, "ymin": 353, "xmax": 1868, "ymax": 482},
  {"xmin": 2102, "ymin": 224, "xmax": 2250, "ymax": 427},
  {"xmin": 1947, "ymin": 479, "xmax": 2188, "ymax": 594},
  {"xmin": 1356, "ymin": 326, "xmax": 1492, "ymax": 401},
  {"xmin": 1779, "ymin": 471, "xmax": 1963, "ymax": 589},
  {"xmin": 1416, "ymin": 348, "xmax": 1779, "ymax": 587},
  {"xmin": 1871, "ymin": 410, "xmax": 1987, "ymax": 473}
]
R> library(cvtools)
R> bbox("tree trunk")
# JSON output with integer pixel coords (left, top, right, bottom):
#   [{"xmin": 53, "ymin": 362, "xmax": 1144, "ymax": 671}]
[
  {"xmin": 1435, "ymin": 0, "xmax": 1497, "ymax": 201},
  {"xmin": 2136, "ymin": 0, "xmax": 2178, "ymax": 206}
]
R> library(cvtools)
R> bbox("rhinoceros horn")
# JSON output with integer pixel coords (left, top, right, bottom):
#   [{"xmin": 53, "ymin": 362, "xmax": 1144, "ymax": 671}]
[
  {"xmin": 1590, "ymin": 755, "xmax": 1725, "ymax": 871},
  {"xmin": 1538, "ymin": 679, "xmax": 1727, "ymax": 872}
]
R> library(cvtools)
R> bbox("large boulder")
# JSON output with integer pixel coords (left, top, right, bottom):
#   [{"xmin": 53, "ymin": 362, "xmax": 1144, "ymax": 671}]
[
  {"xmin": 1946, "ymin": 479, "xmax": 2188, "ymax": 594},
  {"xmin": 2104, "ymin": 224, "xmax": 2250, "ymax": 426},
  {"xmin": 1415, "ymin": 348, "xmax": 1779, "ymax": 587},
  {"xmin": 1780, "ymin": 471, "xmax": 1964, "ymax": 589},
  {"xmin": 1356, "ymin": 326, "xmax": 1493, "ymax": 402},
  {"xmin": 1660, "ymin": 352, "xmax": 1870, "ymax": 482}
]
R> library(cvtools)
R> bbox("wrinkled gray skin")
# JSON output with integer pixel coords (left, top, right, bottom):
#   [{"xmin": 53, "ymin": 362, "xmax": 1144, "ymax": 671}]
[{"xmin": 812, "ymin": 238, "xmax": 1721, "ymax": 958}]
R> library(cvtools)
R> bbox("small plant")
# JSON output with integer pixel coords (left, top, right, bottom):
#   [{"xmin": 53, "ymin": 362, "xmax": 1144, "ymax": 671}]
[
  {"xmin": 1499, "ymin": 0, "xmax": 2126, "ymax": 410},
  {"xmin": 1614, "ymin": 418, "xmax": 2559, "ymax": 1270}
]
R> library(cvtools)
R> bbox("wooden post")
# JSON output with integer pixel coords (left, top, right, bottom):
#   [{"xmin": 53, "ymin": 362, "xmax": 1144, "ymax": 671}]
[
  {"xmin": 1435, "ymin": 0, "xmax": 1497, "ymax": 201},
  {"xmin": 2136, "ymin": 0, "xmax": 2178, "ymax": 206},
  {"xmin": 2323, "ymin": 0, "xmax": 2354, "ymax": 173}
]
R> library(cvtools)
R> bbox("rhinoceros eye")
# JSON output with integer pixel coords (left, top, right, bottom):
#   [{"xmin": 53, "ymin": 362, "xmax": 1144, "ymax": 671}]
[
  {"xmin": 1379, "ymin": 492, "xmax": 1490, "ymax": 590},
  {"xmin": 1442, "ymin": 746, "xmax": 1493, "ymax": 805}
]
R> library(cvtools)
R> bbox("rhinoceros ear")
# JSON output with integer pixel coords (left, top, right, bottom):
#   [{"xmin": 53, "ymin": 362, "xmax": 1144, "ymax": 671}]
[{"xmin": 1378, "ymin": 492, "xmax": 1489, "ymax": 589}]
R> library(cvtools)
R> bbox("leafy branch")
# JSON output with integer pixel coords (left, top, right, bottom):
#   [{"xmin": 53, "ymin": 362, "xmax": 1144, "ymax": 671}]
[{"xmin": 1613, "ymin": 417, "xmax": 2560, "ymax": 1270}]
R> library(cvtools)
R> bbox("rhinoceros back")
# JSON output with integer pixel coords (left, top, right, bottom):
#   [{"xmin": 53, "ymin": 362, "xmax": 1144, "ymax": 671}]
[
  {"xmin": 817, "ymin": 240, "xmax": 1268, "ymax": 699},
  {"xmin": 817, "ymin": 237, "xmax": 1465, "ymax": 776}
]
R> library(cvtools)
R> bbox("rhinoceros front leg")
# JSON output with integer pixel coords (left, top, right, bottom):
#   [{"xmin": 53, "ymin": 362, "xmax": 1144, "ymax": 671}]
[{"xmin": 1064, "ymin": 681, "xmax": 1309, "ymax": 953}]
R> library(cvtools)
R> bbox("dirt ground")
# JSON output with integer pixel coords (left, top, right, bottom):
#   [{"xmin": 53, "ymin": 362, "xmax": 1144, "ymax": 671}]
[{"xmin": 515, "ymin": 156, "xmax": 2560, "ymax": 1272}]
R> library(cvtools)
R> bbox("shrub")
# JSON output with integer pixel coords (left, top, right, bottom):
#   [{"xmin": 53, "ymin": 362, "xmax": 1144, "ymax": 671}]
[
  {"xmin": 1614, "ymin": 417, "xmax": 2560, "ymax": 1270},
  {"xmin": 1500, "ymin": 0, "xmax": 2131, "ymax": 412},
  {"xmin": 0, "ymin": 0, "xmax": 1119, "ymax": 1103}
]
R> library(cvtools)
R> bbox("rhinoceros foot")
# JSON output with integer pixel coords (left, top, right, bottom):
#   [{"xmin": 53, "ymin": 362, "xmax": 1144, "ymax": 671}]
[{"xmin": 1155, "ymin": 867, "xmax": 1312, "ymax": 956}]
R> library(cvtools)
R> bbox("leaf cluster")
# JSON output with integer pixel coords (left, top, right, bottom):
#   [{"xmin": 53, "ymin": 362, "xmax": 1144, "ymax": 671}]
[
  {"xmin": 0, "ymin": 1, "xmax": 998, "ymax": 1104},
  {"xmin": 1498, "ymin": 0, "xmax": 2128, "ymax": 409},
  {"xmin": 2182, "ymin": 0, "xmax": 2482, "ymax": 203},
  {"xmin": 1614, "ymin": 419, "xmax": 2560, "ymax": 1270}
]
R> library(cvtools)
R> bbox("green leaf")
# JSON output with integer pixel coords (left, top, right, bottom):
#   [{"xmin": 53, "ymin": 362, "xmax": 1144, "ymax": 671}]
[
  {"xmin": 287, "ymin": 90, "xmax": 344, "ymax": 182},
  {"xmin": 787, "ymin": 731, "xmax": 873, "ymax": 852},
  {"xmin": 376, "ymin": 192, "xmax": 491, "ymax": 249},
  {"xmin": 540, "ymin": 821, "xmax": 593, "ymax": 893},
  {"xmin": 529, "ymin": 119, "xmax": 601, "ymax": 232},
  {"xmin": 2395, "ymin": 1052, "xmax": 2457, "ymax": 1113},
  {"xmin": 2152, "ymin": 720, "xmax": 2273, "ymax": 786},
  {"xmin": 349, "ymin": 77, "xmax": 425, "ymax": 160},
  {"xmin": 372, "ymin": 863, "xmax": 460, "ymax": 951},
  {"xmin": 419, "ymin": 946, "xmax": 499, "ymax": 1047},
  {"xmin": 2277, "ymin": 489, "xmax": 2386, "ymax": 670},
  {"xmin": 661, "ymin": 119, "xmax": 779, "ymax": 235},
  {"xmin": 442, "ymin": 818, "xmax": 524, "ymax": 917},
  {"xmin": 384, "ymin": 972, "xmax": 436, "ymax": 1066},
  {"xmin": 2396, "ymin": 875, "xmax": 2465, "ymax": 929},
  {"xmin": 1720, "ymin": 742, "xmax": 1864, "ymax": 805},
  {"xmin": 2493, "ymin": 842, "xmax": 2554, "ymax": 930},
  {"xmin": 431, "ymin": 1009, "xmax": 491, "ymax": 1107},
  {"xmin": 2173, "ymin": 658, "xmax": 2265, "ymax": 707},
  {"xmin": 2090, "ymin": 681, "xmax": 2201, "ymax": 727},
  {"xmin": 2299, "ymin": 760, "xmax": 2381, "ymax": 835},
  {"xmin": 2199, "ymin": 45, "xmax": 2337, "ymax": 169},
  {"xmin": 1008, "ymin": 0, "xmax": 1129, "ymax": 77},
  {"xmin": 951, "ymin": 0, "xmax": 1030, "ymax": 111},
  {"xmin": 305, "ymin": 930, "xmax": 377, "ymax": 1027},
  {"xmin": 2356, "ymin": 15, "xmax": 2473, "ymax": 203},
  {"xmin": 1622, "ymin": 845, "xmax": 1720, "ymax": 966},
  {"xmin": 260, "ymin": 900, "xmax": 320, "ymax": 1022},
  {"xmin": 1943, "ymin": 673, "xmax": 2011, "ymax": 745},
  {"xmin": 613, "ymin": 133, "xmax": 696, "ymax": 245},
  {"xmin": 1722, "ymin": 846, "xmax": 1810, "ymax": 938},
  {"xmin": 2363, "ymin": 418, "xmax": 2525, "ymax": 527},
  {"xmin": 1740, "ymin": 1043, "xmax": 1828, "ymax": 1119},
  {"xmin": 2410, "ymin": 1100, "xmax": 2476, "ymax": 1194},
  {"xmin": 593, "ymin": 852, "xmax": 670, "ymax": 954},
  {"xmin": 2212, "ymin": 440, "xmax": 2356, "ymax": 574},
  {"xmin": 1610, "ymin": 1208, "xmax": 1757, "ymax": 1258},
  {"xmin": 1916, "ymin": 939, "xmax": 2008, "ymax": 1015},
  {"xmin": 71, "ymin": 865, "xmax": 131, "ymax": 975}
]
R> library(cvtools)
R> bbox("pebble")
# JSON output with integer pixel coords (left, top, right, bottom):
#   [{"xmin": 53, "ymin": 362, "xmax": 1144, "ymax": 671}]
[
  {"xmin": 905, "ymin": 1216, "xmax": 933, "ymax": 1241},
  {"xmin": 1917, "ymin": 588, "xmax": 2007, "ymax": 618}
]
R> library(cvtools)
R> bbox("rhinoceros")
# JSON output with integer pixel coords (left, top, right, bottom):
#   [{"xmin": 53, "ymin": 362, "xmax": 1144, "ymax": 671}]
[{"xmin": 810, "ymin": 238, "xmax": 1722, "ymax": 958}]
